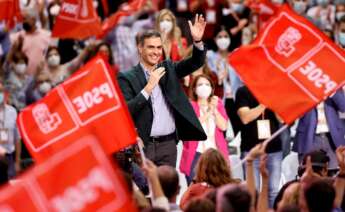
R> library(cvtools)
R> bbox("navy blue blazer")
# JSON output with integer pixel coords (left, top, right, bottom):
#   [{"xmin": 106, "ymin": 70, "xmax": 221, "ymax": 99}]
[{"xmin": 293, "ymin": 90, "xmax": 345, "ymax": 154}]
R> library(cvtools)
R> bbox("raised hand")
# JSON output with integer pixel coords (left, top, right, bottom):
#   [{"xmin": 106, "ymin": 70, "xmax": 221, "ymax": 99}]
[
  {"xmin": 246, "ymin": 143, "xmax": 267, "ymax": 162},
  {"xmin": 259, "ymin": 154, "xmax": 269, "ymax": 179},
  {"xmin": 300, "ymin": 156, "xmax": 320, "ymax": 186},
  {"xmin": 188, "ymin": 14, "xmax": 207, "ymax": 42}
]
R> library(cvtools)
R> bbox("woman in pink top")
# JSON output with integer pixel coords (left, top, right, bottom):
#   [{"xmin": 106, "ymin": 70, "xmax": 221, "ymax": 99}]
[{"xmin": 180, "ymin": 74, "xmax": 230, "ymax": 185}]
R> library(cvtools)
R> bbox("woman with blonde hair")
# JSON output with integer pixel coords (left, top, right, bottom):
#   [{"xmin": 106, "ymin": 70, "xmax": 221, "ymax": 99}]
[{"xmin": 155, "ymin": 9, "xmax": 188, "ymax": 61}]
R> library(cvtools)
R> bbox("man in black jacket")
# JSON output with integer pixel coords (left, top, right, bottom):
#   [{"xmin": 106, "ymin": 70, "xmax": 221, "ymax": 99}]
[{"xmin": 117, "ymin": 14, "xmax": 207, "ymax": 167}]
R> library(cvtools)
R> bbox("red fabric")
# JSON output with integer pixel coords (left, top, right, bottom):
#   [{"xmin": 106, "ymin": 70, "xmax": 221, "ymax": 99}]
[
  {"xmin": 247, "ymin": 0, "xmax": 278, "ymax": 29},
  {"xmin": 170, "ymin": 38, "xmax": 188, "ymax": 61},
  {"xmin": 180, "ymin": 183, "xmax": 214, "ymax": 210},
  {"xmin": 97, "ymin": 0, "xmax": 152, "ymax": 38},
  {"xmin": 0, "ymin": 137, "xmax": 137, "ymax": 211},
  {"xmin": 229, "ymin": 5, "xmax": 345, "ymax": 124},
  {"xmin": 100, "ymin": 0, "xmax": 109, "ymax": 16},
  {"xmin": 52, "ymin": 0, "xmax": 102, "ymax": 40},
  {"xmin": 0, "ymin": 0, "xmax": 22, "ymax": 29},
  {"xmin": 17, "ymin": 56, "xmax": 137, "ymax": 163}
]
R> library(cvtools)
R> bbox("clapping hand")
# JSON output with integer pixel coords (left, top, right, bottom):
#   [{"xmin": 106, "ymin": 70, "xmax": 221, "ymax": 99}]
[{"xmin": 188, "ymin": 14, "xmax": 207, "ymax": 42}]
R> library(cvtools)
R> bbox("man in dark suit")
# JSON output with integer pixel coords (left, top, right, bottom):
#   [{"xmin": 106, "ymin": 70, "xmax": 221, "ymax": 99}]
[{"xmin": 117, "ymin": 14, "xmax": 207, "ymax": 167}]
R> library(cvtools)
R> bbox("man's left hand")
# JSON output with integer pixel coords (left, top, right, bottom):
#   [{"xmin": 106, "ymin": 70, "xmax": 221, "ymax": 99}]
[{"xmin": 188, "ymin": 14, "xmax": 206, "ymax": 42}]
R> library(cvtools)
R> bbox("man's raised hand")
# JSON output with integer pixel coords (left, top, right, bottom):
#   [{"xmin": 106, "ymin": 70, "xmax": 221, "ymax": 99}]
[{"xmin": 188, "ymin": 14, "xmax": 207, "ymax": 42}]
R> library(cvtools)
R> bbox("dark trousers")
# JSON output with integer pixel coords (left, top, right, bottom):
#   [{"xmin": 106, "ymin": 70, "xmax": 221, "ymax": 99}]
[
  {"xmin": 5, "ymin": 152, "xmax": 15, "ymax": 179},
  {"xmin": 144, "ymin": 139, "xmax": 177, "ymax": 167}
]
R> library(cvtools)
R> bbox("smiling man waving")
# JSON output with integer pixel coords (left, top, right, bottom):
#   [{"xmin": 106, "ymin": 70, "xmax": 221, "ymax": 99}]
[{"xmin": 117, "ymin": 14, "xmax": 207, "ymax": 167}]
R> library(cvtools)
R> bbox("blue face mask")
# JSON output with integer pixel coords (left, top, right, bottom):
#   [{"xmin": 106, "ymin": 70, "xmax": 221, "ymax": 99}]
[
  {"xmin": 317, "ymin": 0, "xmax": 329, "ymax": 7},
  {"xmin": 339, "ymin": 32, "xmax": 345, "ymax": 47},
  {"xmin": 0, "ymin": 93, "xmax": 4, "ymax": 104},
  {"xmin": 293, "ymin": 2, "xmax": 307, "ymax": 14},
  {"xmin": 232, "ymin": 3, "xmax": 245, "ymax": 13}
]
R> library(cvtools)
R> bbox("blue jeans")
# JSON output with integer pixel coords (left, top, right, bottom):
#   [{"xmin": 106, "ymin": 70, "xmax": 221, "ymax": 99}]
[
  {"xmin": 242, "ymin": 151, "xmax": 282, "ymax": 208},
  {"xmin": 185, "ymin": 152, "xmax": 201, "ymax": 185}
]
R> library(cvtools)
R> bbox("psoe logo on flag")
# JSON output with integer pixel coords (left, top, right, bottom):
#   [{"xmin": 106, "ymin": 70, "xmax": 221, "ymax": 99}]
[
  {"xmin": 32, "ymin": 104, "xmax": 62, "ymax": 134},
  {"xmin": 275, "ymin": 27, "xmax": 302, "ymax": 57},
  {"xmin": 257, "ymin": 11, "xmax": 344, "ymax": 101}
]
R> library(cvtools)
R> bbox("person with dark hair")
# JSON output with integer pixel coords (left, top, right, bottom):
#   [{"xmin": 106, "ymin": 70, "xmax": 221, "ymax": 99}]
[
  {"xmin": 36, "ymin": 45, "xmax": 91, "ymax": 87},
  {"xmin": 216, "ymin": 184, "xmax": 252, "ymax": 212},
  {"xmin": 180, "ymin": 74, "xmax": 229, "ymax": 185},
  {"xmin": 183, "ymin": 198, "xmax": 215, "ymax": 212},
  {"xmin": 302, "ymin": 179, "xmax": 336, "ymax": 212},
  {"xmin": 4, "ymin": 42, "xmax": 32, "ymax": 111},
  {"xmin": 10, "ymin": 9, "xmax": 52, "ymax": 75},
  {"xmin": 117, "ymin": 14, "xmax": 207, "ymax": 167},
  {"xmin": 277, "ymin": 204, "xmax": 301, "ymax": 212},
  {"xmin": 235, "ymin": 85, "xmax": 282, "ymax": 208},
  {"xmin": 206, "ymin": 25, "xmax": 243, "ymax": 134},
  {"xmin": 273, "ymin": 180, "xmax": 300, "ymax": 210},
  {"xmin": 297, "ymin": 149, "xmax": 330, "ymax": 177},
  {"xmin": 0, "ymin": 82, "xmax": 21, "ymax": 179},
  {"xmin": 157, "ymin": 165, "xmax": 181, "ymax": 212}
]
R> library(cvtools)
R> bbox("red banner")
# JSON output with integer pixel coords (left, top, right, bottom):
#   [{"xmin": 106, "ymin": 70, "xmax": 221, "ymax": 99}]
[
  {"xmin": 229, "ymin": 5, "xmax": 345, "ymax": 124},
  {"xmin": 17, "ymin": 57, "xmax": 137, "ymax": 162},
  {"xmin": 52, "ymin": 0, "xmax": 102, "ymax": 40},
  {"xmin": 0, "ymin": 136, "xmax": 137, "ymax": 211},
  {"xmin": 0, "ymin": 0, "xmax": 22, "ymax": 28},
  {"xmin": 97, "ymin": 0, "xmax": 149, "ymax": 38},
  {"xmin": 247, "ymin": 0, "xmax": 278, "ymax": 29}
]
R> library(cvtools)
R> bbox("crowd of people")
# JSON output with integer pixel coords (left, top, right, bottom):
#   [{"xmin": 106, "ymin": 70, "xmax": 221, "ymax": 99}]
[{"xmin": 0, "ymin": 0, "xmax": 345, "ymax": 211}]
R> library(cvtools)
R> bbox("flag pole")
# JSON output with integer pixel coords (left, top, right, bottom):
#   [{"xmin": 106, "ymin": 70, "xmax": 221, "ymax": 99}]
[{"xmin": 232, "ymin": 124, "xmax": 289, "ymax": 170}]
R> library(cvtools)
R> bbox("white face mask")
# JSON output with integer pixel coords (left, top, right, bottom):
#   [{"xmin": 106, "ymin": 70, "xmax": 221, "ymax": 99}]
[
  {"xmin": 39, "ymin": 82, "xmax": 52, "ymax": 94},
  {"xmin": 216, "ymin": 37, "xmax": 231, "ymax": 50},
  {"xmin": 47, "ymin": 55, "xmax": 61, "ymax": 67},
  {"xmin": 93, "ymin": 0, "xmax": 99, "ymax": 8},
  {"xmin": 196, "ymin": 84, "xmax": 212, "ymax": 99},
  {"xmin": 159, "ymin": 20, "xmax": 173, "ymax": 33},
  {"xmin": 336, "ymin": 12, "xmax": 345, "ymax": 21},
  {"xmin": 14, "ymin": 63, "xmax": 27, "ymax": 74},
  {"xmin": 339, "ymin": 32, "xmax": 345, "ymax": 46},
  {"xmin": 49, "ymin": 4, "xmax": 61, "ymax": 16},
  {"xmin": 272, "ymin": 0, "xmax": 284, "ymax": 4}
]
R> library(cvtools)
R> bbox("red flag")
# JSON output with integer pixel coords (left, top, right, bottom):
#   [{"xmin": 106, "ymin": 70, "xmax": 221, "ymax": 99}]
[
  {"xmin": 0, "ymin": 0, "xmax": 22, "ymax": 28},
  {"xmin": 52, "ymin": 0, "xmax": 102, "ymax": 40},
  {"xmin": 100, "ymin": 0, "xmax": 109, "ymax": 17},
  {"xmin": 247, "ymin": 0, "xmax": 278, "ymax": 29},
  {"xmin": 97, "ymin": 0, "xmax": 149, "ymax": 38},
  {"xmin": 0, "ymin": 136, "xmax": 137, "ymax": 212},
  {"xmin": 229, "ymin": 5, "xmax": 345, "ymax": 124},
  {"xmin": 17, "ymin": 56, "xmax": 137, "ymax": 162}
]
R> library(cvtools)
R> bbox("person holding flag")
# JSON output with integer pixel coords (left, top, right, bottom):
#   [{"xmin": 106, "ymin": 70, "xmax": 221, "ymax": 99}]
[
  {"xmin": 117, "ymin": 14, "xmax": 207, "ymax": 167},
  {"xmin": 235, "ymin": 85, "xmax": 283, "ymax": 208}
]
